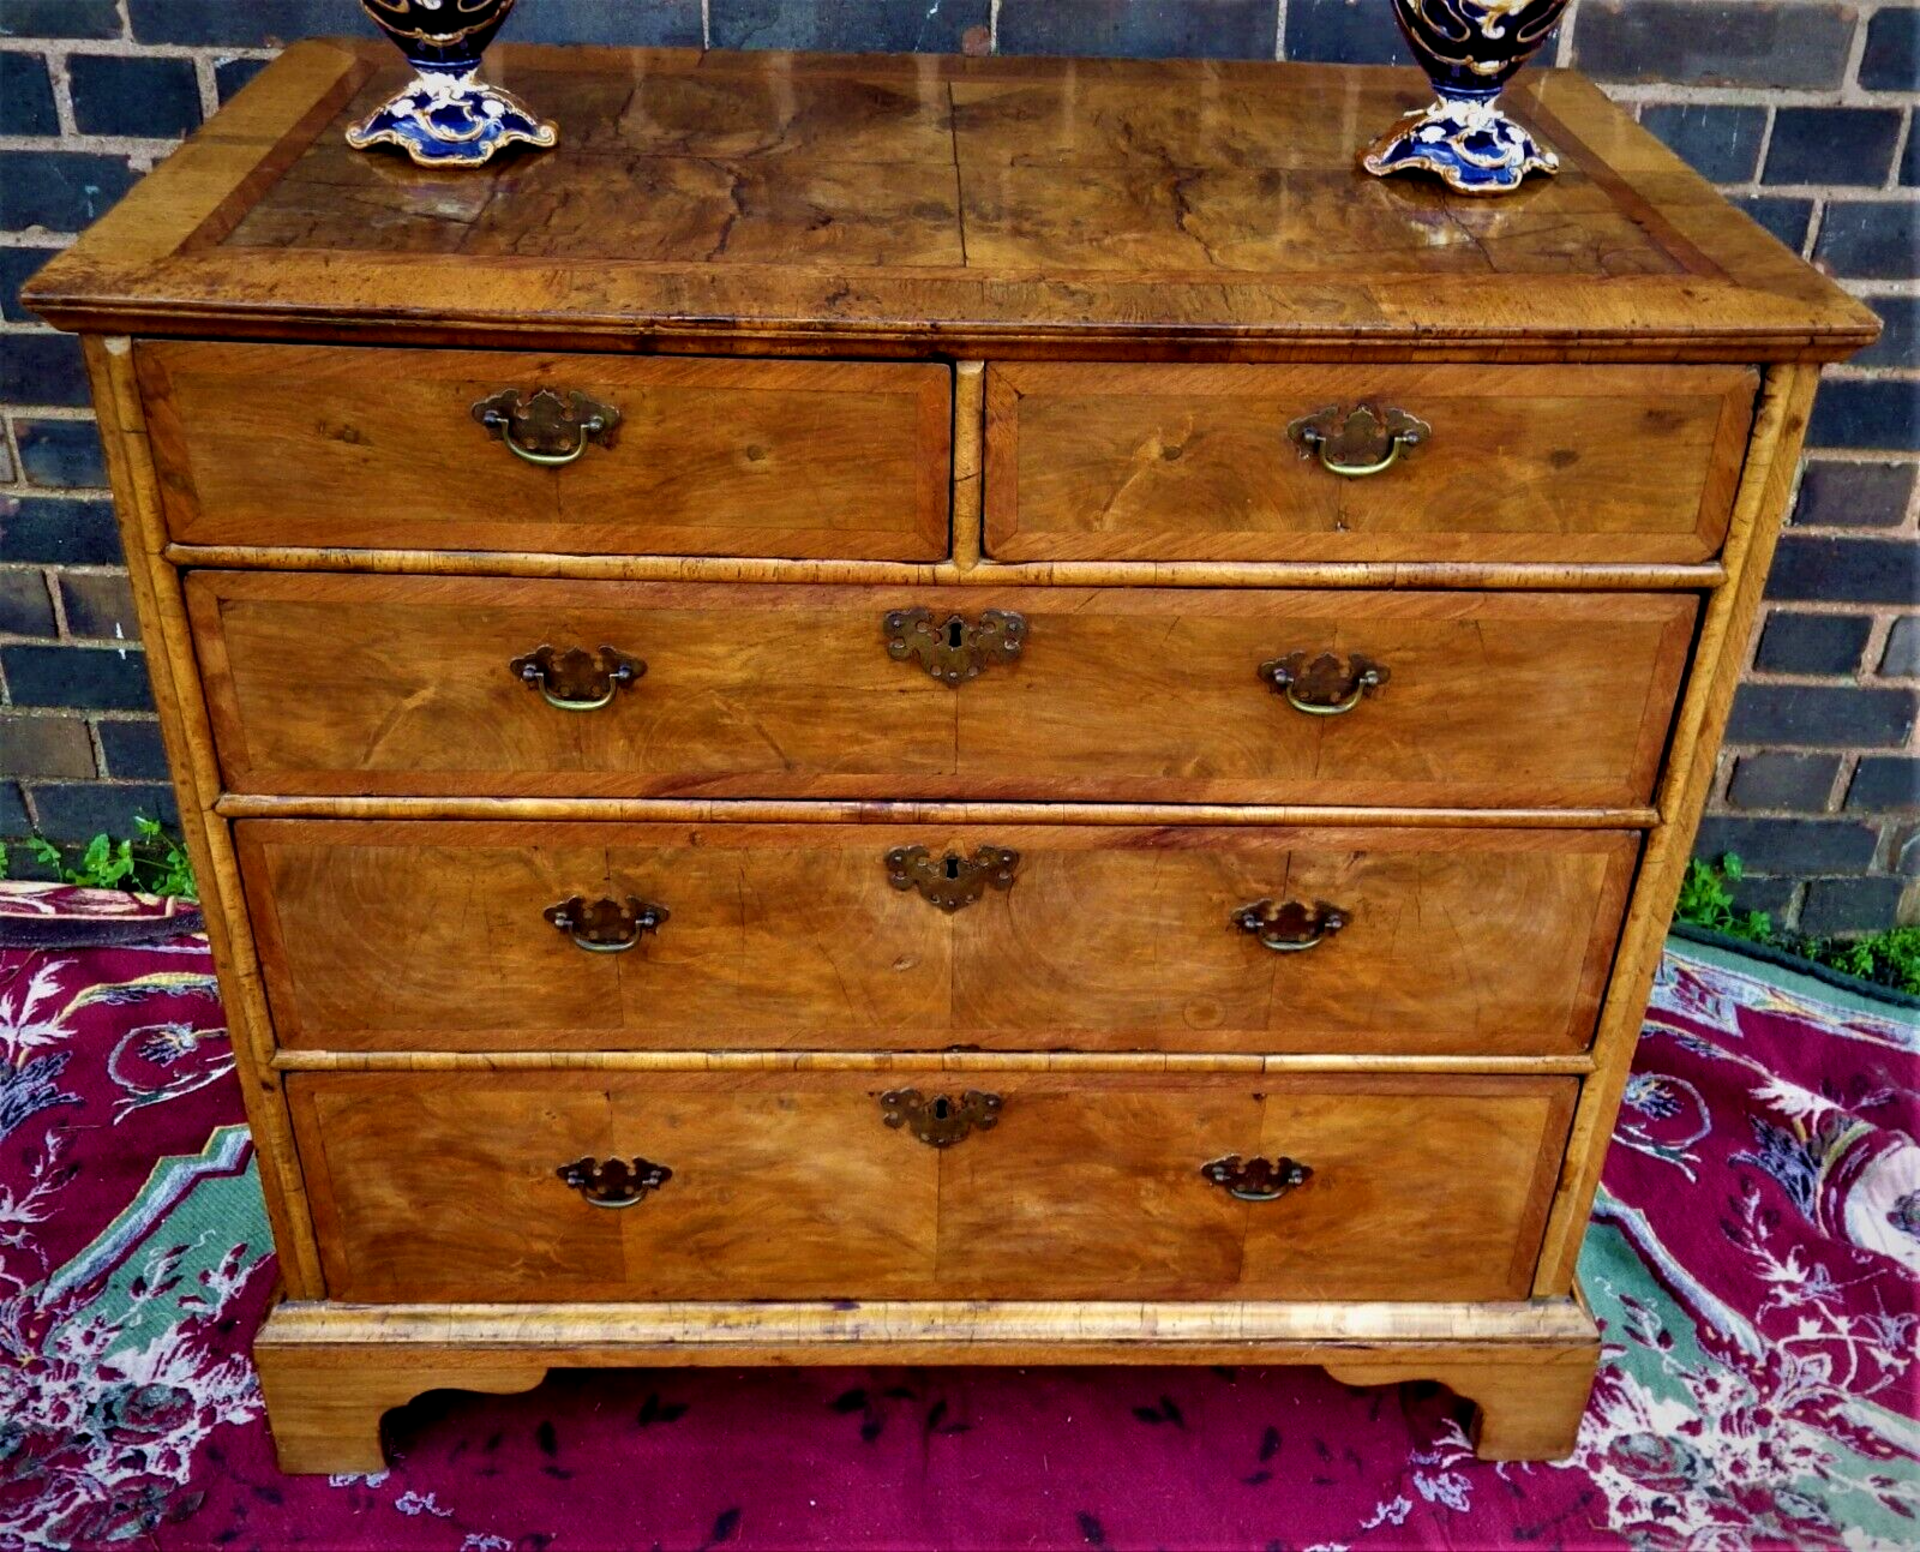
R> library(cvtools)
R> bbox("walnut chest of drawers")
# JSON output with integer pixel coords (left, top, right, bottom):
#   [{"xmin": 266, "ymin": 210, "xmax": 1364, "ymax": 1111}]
[{"xmin": 28, "ymin": 40, "xmax": 1876, "ymax": 1474}]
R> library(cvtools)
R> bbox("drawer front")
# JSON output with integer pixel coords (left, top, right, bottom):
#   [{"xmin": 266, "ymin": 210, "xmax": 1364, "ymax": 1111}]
[
  {"xmin": 138, "ymin": 342, "xmax": 951, "ymax": 561},
  {"xmin": 291, "ymin": 1072, "xmax": 1576, "ymax": 1303},
  {"xmin": 986, "ymin": 362, "xmax": 1756, "ymax": 564},
  {"xmin": 242, "ymin": 820, "xmax": 1636, "ymax": 1057},
  {"xmin": 191, "ymin": 574, "xmax": 1695, "ymax": 808}
]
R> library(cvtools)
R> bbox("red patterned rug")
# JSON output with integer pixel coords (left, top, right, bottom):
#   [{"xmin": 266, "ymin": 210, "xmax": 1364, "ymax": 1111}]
[{"xmin": 2, "ymin": 880, "xmax": 1915, "ymax": 1551}]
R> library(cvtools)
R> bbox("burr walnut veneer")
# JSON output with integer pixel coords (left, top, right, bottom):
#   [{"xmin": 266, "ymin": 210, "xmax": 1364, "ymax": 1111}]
[{"xmin": 28, "ymin": 39, "xmax": 1875, "ymax": 1475}]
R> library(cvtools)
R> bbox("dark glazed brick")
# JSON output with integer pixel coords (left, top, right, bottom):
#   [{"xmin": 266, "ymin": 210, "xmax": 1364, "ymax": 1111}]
[
  {"xmin": 1737, "ymin": 196, "xmax": 1814, "ymax": 253},
  {"xmin": 0, "ymin": 497, "xmax": 121, "ymax": 565},
  {"xmin": 0, "ymin": 716, "xmax": 94, "ymax": 779},
  {"xmin": 1284, "ymin": 0, "xmax": 1412, "ymax": 64},
  {"xmin": 0, "ymin": 51, "xmax": 57, "ymax": 135},
  {"xmin": 1572, "ymin": 1, "xmax": 1852, "ymax": 89},
  {"xmin": 1725, "ymin": 873, "xmax": 1800, "ymax": 919},
  {"xmin": 1800, "ymin": 877, "xmax": 1907, "ymax": 934},
  {"xmin": 1727, "ymin": 683, "xmax": 1917, "ymax": 748},
  {"xmin": 0, "ymin": 246, "xmax": 58, "ymax": 323},
  {"xmin": 215, "ymin": 57, "xmax": 270, "ymax": 102},
  {"xmin": 59, "ymin": 571, "xmax": 138, "ymax": 641},
  {"xmin": 1727, "ymin": 752, "xmax": 1842, "ymax": 810},
  {"xmin": 1904, "ymin": 129, "xmax": 1919, "ymax": 189},
  {"xmin": 0, "ymin": 333, "xmax": 89, "ymax": 408},
  {"xmin": 2, "ymin": 642, "xmax": 153, "ymax": 713},
  {"xmin": 127, "ymin": 0, "xmax": 361, "ymax": 46},
  {"xmin": 1766, "ymin": 536, "xmax": 1920, "ymax": 605},
  {"xmin": 2, "ymin": 643, "xmax": 153, "ymax": 710},
  {"xmin": 1882, "ymin": 617, "xmax": 1920, "ymax": 676},
  {"xmin": 1860, "ymin": 5, "xmax": 1919, "ymax": 92},
  {"xmin": 68, "ymin": 54, "xmax": 203, "ymax": 138},
  {"xmin": 712, "ymin": 0, "xmax": 987, "ymax": 50},
  {"xmin": 1765, "ymin": 108, "xmax": 1903, "ymax": 186},
  {"xmin": 1754, "ymin": 612, "xmax": 1872, "ymax": 674},
  {"xmin": 1639, "ymin": 103, "xmax": 1765, "ymax": 183},
  {"xmin": 998, "ymin": 0, "xmax": 1278, "ymax": 59},
  {"xmin": 1848, "ymin": 757, "xmax": 1920, "ymax": 811},
  {"xmin": 1694, "ymin": 815, "xmax": 1880, "ymax": 873},
  {"xmin": 0, "ymin": 570, "xmax": 55, "ymax": 636},
  {"xmin": 507, "ymin": 1, "xmax": 702, "ymax": 43},
  {"xmin": 1808, "ymin": 380, "xmax": 1920, "ymax": 452},
  {"xmin": 30, "ymin": 780, "xmax": 178, "ymax": 836},
  {"xmin": 13, "ymin": 420, "xmax": 106, "ymax": 489},
  {"xmin": 0, "ymin": 0, "xmax": 120, "ymax": 38},
  {"xmin": 0, "ymin": 782, "xmax": 26, "ymax": 839},
  {"xmin": 97, "ymin": 719, "xmax": 170, "ymax": 780},
  {"xmin": 1812, "ymin": 201, "xmax": 1919, "ymax": 280},
  {"xmin": 1792, "ymin": 461, "xmax": 1915, "ymax": 529},
  {"xmin": 1855, "ymin": 297, "xmax": 1918, "ymax": 371},
  {"xmin": 0, "ymin": 151, "xmax": 137, "ymax": 233}
]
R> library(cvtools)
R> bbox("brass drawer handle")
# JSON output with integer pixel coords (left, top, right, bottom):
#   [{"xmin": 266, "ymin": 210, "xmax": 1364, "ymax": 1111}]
[
  {"xmin": 1259, "ymin": 650, "xmax": 1388, "ymax": 716},
  {"xmin": 473, "ymin": 387, "xmax": 621, "ymax": 467},
  {"xmin": 885, "ymin": 844, "xmax": 1019, "ymax": 913},
  {"xmin": 511, "ymin": 644, "xmax": 644, "ymax": 711},
  {"xmin": 1232, "ymin": 898, "xmax": 1350, "ymax": 953},
  {"xmin": 1203, "ymin": 1155, "xmax": 1313, "ymax": 1202},
  {"xmin": 880, "ymin": 1088, "xmax": 1003, "ymax": 1148},
  {"xmin": 544, "ymin": 895, "xmax": 668, "ymax": 953},
  {"xmin": 557, "ymin": 1155, "xmax": 671, "ymax": 1208},
  {"xmin": 1287, "ymin": 403, "xmax": 1429, "ymax": 478},
  {"xmin": 884, "ymin": 607, "xmax": 1027, "ymax": 687}
]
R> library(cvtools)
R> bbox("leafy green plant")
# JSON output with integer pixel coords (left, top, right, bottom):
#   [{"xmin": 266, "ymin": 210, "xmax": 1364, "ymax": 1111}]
[
  {"xmin": 1676, "ymin": 853, "xmax": 1918, "ymax": 998},
  {"xmin": 1674, "ymin": 853, "xmax": 1775, "ymax": 946},
  {"xmin": 0, "ymin": 817, "xmax": 197, "ymax": 901}
]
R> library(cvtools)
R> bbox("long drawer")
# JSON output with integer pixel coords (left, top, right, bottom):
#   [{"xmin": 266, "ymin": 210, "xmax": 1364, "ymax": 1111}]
[
  {"xmin": 986, "ymin": 361, "xmax": 1756, "ymax": 564},
  {"xmin": 138, "ymin": 342, "xmax": 952, "ymax": 561},
  {"xmin": 240, "ymin": 820, "xmax": 1636, "ymax": 1056},
  {"xmin": 190, "ymin": 574, "xmax": 1695, "ymax": 808},
  {"xmin": 289, "ymin": 1071, "xmax": 1577, "ymax": 1303}
]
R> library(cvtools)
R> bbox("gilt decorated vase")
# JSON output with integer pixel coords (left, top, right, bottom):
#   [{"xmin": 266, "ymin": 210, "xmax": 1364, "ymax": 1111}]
[
  {"xmin": 1362, "ymin": 0, "xmax": 1572, "ymax": 195},
  {"xmin": 347, "ymin": 0, "xmax": 557, "ymax": 168}
]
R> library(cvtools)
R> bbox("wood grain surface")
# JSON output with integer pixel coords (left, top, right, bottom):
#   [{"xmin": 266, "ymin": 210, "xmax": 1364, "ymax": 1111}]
[
  {"xmin": 288, "ymin": 1070, "xmax": 1575, "ymax": 1303},
  {"xmin": 187, "ymin": 573, "xmax": 1697, "ymax": 807},
  {"xmin": 238, "ymin": 819, "xmax": 1636, "ymax": 1056},
  {"xmin": 988, "ymin": 362, "xmax": 1755, "ymax": 564},
  {"xmin": 139, "ymin": 342, "xmax": 951, "ymax": 559},
  {"xmin": 22, "ymin": 44, "xmax": 1878, "ymax": 361}
]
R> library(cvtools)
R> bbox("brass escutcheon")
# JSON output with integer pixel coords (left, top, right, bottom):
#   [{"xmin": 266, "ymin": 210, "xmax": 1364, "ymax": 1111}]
[
  {"xmin": 879, "ymin": 1088, "xmax": 1003, "ymax": 1148},
  {"xmin": 556, "ymin": 1155, "xmax": 672, "ymax": 1208},
  {"xmin": 1232, "ymin": 898, "xmax": 1350, "ymax": 953},
  {"xmin": 473, "ymin": 387, "xmax": 621, "ymax": 467},
  {"xmin": 544, "ymin": 895, "xmax": 668, "ymax": 954},
  {"xmin": 885, "ymin": 844, "xmax": 1019, "ymax": 912},
  {"xmin": 1259, "ymin": 650, "xmax": 1389, "ymax": 716},
  {"xmin": 1287, "ymin": 402, "xmax": 1429, "ymax": 477},
  {"xmin": 510, "ymin": 644, "xmax": 644, "ymax": 711},
  {"xmin": 883, "ymin": 607, "xmax": 1027, "ymax": 687},
  {"xmin": 1201, "ymin": 1155, "xmax": 1314, "ymax": 1202}
]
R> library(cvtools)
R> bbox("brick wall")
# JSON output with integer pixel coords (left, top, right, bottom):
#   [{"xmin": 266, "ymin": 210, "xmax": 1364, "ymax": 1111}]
[{"xmin": 1, "ymin": 0, "xmax": 1915, "ymax": 930}]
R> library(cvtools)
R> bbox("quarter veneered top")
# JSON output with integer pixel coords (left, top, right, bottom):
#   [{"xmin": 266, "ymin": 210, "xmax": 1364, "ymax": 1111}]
[{"xmin": 26, "ymin": 39, "xmax": 1877, "ymax": 361}]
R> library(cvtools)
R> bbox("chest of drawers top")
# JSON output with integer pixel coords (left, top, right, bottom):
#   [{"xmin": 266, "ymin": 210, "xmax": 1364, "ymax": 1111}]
[{"xmin": 27, "ymin": 40, "xmax": 1871, "ymax": 364}]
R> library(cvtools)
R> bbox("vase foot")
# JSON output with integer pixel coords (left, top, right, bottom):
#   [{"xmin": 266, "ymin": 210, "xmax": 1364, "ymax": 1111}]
[
  {"xmin": 1362, "ymin": 97, "xmax": 1557, "ymax": 195},
  {"xmin": 346, "ymin": 71, "xmax": 557, "ymax": 168}
]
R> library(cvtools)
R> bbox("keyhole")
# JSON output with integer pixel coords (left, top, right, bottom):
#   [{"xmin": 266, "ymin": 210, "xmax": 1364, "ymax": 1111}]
[
  {"xmin": 933, "ymin": 1097, "xmax": 952, "ymax": 1120},
  {"xmin": 946, "ymin": 619, "xmax": 965, "ymax": 650},
  {"xmin": 944, "ymin": 855, "xmax": 961, "ymax": 880}
]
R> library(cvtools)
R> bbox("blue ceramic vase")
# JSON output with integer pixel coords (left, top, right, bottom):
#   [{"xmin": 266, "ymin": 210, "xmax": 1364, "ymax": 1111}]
[
  {"xmin": 1362, "ymin": 0, "xmax": 1571, "ymax": 195},
  {"xmin": 346, "ymin": 0, "xmax": 557, "ymax": 168}
]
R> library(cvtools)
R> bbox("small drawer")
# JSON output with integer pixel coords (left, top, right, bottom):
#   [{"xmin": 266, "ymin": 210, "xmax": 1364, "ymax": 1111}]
[
  {"xmin": 138, "ymin": 342, "xmax": 951, "ymax": 561},
  {"xmin": 189, "ymin": 573, "xmax": 1696, "ymax": 809},
  {"xmin": 241, "ymin": 819, "xmax": 1637, "ymax": 1057},
  {"xmin": 289, "ymin": 1071, "xmax": 1577, "ymax": 1304},
  {"xmin": 985, "ymin": 362, "xmax": 1757, "ymax": 564}
]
